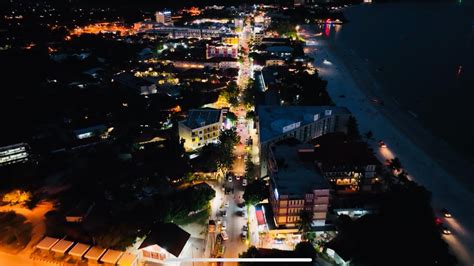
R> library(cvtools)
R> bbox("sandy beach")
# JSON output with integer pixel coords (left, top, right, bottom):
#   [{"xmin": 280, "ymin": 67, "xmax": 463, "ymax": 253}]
[{"xmin": 301, "ymin": 25, "xmax": 474, "ymax": 265}]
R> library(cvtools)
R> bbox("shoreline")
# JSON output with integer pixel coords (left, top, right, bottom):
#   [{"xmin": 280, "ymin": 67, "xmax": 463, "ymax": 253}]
[
  {"xmin": 326, "ymin": 39, "xmax": 474, "ymax": 192},
  {"xmin": 302, "ymin": 25, "xmax": 474, "ymax": 265}
]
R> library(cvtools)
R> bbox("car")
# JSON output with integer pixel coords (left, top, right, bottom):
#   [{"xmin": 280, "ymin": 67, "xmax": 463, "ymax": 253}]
[
  {"xmin": 236, "ymin": 175, "xmax": 240, "ymax": 181},
  {"xmin": 224, "ymin": 201, "xmax": 229, "ymax": 208},
  {"xmin": 378, "ymin": 140, "xmax": 387, "ymax": 148},
  {"xmin": 217, "ymin": 219, "xmax": 222, "ymax": 225},
  {"xmin": 242, "ymin": 225, "xmax": 248, "ymax": 231},
  {"xmin": 221, "ymin": 231, "xmax": 229, "ymax": 241},
  {"xmin": 221, "ymin": 210, "xmax": 227, "ymax": 217},
  {"xmin": 441, "ymin": 208, "xmax": 452, "ymax": 218},
  {"xmin": 241, "ymin": 231, "xmax": 247, "ymax": 241},
  {"xmin": 440, "ymin": 225, "xmax": 451, "ymax": 235},
  {"xmin": 221, "ymin": 221, "xmax": 227, "ymax": 231},
  {"xmin": 228, "ymin": 176, "xmax": 233, "ymax": 183},
  {"xmin": 242, "ymin": 179, "xmax": 248, "ymax": 186},
  {"xmin": 238, "ymin": 155, "xmax": 242, "ymax": 159}
]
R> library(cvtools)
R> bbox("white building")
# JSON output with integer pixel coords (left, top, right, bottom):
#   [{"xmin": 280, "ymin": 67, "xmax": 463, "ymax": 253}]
[
  {"xmin": 155, "ymin": 11, "xmax": 172, "ymax": 25},
  {"xmin": 206, "ymin": 44, "xmax": 238, "ymax": 59},
  {"xmin": 178, "ymin": 108, "xmax": 224, "ymax": 151}
]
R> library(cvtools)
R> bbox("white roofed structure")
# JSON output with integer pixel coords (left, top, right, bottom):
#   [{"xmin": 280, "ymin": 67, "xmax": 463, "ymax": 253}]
[
  {"xmin": 36, "ymin": 237, "xmax": 60, "ymax": 251},
  {"xmin": 68, "ymin": 243, "xmax": 91, "ymax": 258},
  {"xmin": 117, "ymin": 252, "xmax": 138, "ymax": 266},
  {"xmin": 100, "ymin": 249, "xmax": 123, "ymax": 264},
  {"xmin": 51, "ymin": 239, "xmax": 74, "ymax": 254},
  {"xmin": 84, "ymin": 246, "xmax": 107, "ymax": 261}
]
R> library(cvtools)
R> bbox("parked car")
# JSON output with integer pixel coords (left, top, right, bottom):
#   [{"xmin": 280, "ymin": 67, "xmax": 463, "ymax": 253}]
[
  {"xmin": 242, "ymin": 225, "xmax": 248, "ymax": 231},
  {"xmin": 221, "ymin": 231, "xmax": 229, "ymax": 241},
  {"xmin": 222, "ymin": 210, "xmax": 227, "ymax": 217},
  {"xmin": 222, "ymin": 221, "xmax": 227, "ymax": 231},
  {"xmin": 241, "ymin": 231, "xmax": 247, "ymax": 241},
  {"xmin": 228, "ymin": 176, "xmax": 233, "ymax": 183},
  {"xmin": 242, "ymin": 179, "xmax": 248, "ymax": 186},
  {"xmin": 224, "ymin": 201, "xmax": 229, "ymax": 208}
]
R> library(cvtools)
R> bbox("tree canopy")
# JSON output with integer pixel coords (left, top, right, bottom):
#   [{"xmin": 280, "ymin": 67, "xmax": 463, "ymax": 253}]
[
  {"xmin": 327, "ymin": 183, "xmax": 457, "ymax": 266},
  {"xmin": 243, "ymin": 179, "xmax": 267, "ymax": 206}
]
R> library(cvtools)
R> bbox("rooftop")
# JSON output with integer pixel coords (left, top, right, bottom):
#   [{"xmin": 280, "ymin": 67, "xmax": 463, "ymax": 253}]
[
  {"xmin": 51, "ymin": 239, "xmax": 74, "ymax": 254},
  {"xmin": 181, "ymin": 108, "xmax": 222, "ymax": 129},
  {"xmin": 100, "ymin": 249, "xmax": 123, "ymax": 264},
  {"xmin": 84, "ymin": 246, "xmax": 107, "ymax": 261},
  {"xmin": 257, "ymin": 105, "xmax": 351, "ymax": 143},
  {"xmin": 36, "ymin": 237, "xmax": 59, "ymax": 251},
  {"xmin": 308, "ymin": 133, "xmax": 379, "ymax": 168},
  {"xmin": 139, "ymin": 223, "xmax": 191, "ymax": 257},
  {"xmin": 270, "ymin": 139, "xmax": 329, "ymax": 196},
  {"xmin": 68, "ymin": 243, "xmax": 91, "ymax": 257}
]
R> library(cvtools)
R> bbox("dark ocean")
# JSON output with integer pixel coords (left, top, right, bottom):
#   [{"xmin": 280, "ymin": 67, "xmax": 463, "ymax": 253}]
[{"xmin": 326, "ymin": 2, "xmax": 474, "ymax": 161}]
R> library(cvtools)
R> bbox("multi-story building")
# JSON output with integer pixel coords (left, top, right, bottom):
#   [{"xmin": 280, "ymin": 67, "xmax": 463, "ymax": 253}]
[
  {"xmin": 178, "ymin": 108, "xmax": 224, "ymax": 151},
  {"xmin": 155, "ymin": 11, "xmax": 172, "ymax": 25},
  {"xmin": 257, "ymin": 105, "xmax": 351, "ymax": 177},
  {"xmin": 133, "ymin": 22, "xmax": 230, "ymax": 39},
  {"xmin": 268, "ymin": 139, "xmax": 330, "ymax": 227},
  {"xmin": 0, "ymin": 143, "xmax": 30, "ymax": 166},
  {"xmin": 206, "ymin": 45, "xmax": 238, "ymax": 59},
  {"xmin": 309, "ymin": 133, "xmax": 380, "ymax": 193}
]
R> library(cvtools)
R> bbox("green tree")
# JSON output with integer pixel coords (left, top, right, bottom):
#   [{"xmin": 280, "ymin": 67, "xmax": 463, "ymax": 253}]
[
  {"xmin": 243, "ymin": 179, "xmax": 267, "ymax": 206},
  {"xmin": 346, "ymin": 116, "xmax": 360, "ymax": 141},
  {"xmin": 246, "ymin": 110, "xmax": 256, "ymax": 120},
  {"xmin": 245, "ymin": 153, "xmax": 258, "ymax": 180},
  {"xmin": 242, "ymin": 79, "xmax": 256, "ymax": 107},
  {"xmin": 94, "ymin": 223, "xmax": 143, "ymax": 250},
  {"xmin": 239, "ymin": 246, "xmax": 260, "ymax": 266},
  {"xmin": 389, "ymin": 157, "xmax": 402, "ymax": 171},
  {"xmin": 216, "ymin": 128, "xmax": 240, "ymax": 173},
  {"xmin": 294, "ymin": 241, "xmax": 318, "ymax": 262},
  {"xmin": 297, "ymin": 210, "xmax": 314, "ymax": 241},
  {"xmin": 226, "ymin": 111, "xmax": 237, "ymax": 123},
  {"xmin": 220, "ymin": 82, "xmax": 239, "ymax": 106}
]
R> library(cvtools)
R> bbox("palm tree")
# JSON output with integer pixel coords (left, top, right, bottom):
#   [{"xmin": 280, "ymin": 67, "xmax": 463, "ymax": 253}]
[
  {"xmin": 297, "ymin": 210, "xmax": 314, "ymax": 241},
  {"xmin": 388, "ymin": 157, "xmax": 402, "ymax": 171}
]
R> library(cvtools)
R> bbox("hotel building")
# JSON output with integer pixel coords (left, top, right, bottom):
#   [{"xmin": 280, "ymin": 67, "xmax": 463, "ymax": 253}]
[
  {"xmin": 256, "ymin": 105, "xmax": 351, "ymax": 177},
  {"xmin": 178, "ymin": 108, "xmax": 224, "ymax": 151},
  {"xmin": 268, "ymin": 139, "xmax": 330, "ymax": 227}
]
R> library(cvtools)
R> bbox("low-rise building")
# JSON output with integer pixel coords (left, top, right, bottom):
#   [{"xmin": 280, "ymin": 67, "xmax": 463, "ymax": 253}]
[
  {"xmin": 179, "ymin": 108, "xmax": 224, "ymax": 151},
  {"xmin": 138, "ymin": 223, "xmax": 191, "ymax": 264},
  {"xmin": 114, "ymin": 73, "xmax": 157, "ymax": 95},
  {"xmin": 257, "ymin": 105, "xmax": 351, "ymax": 177},
  {"xmin": 268, "ymin": 139, "xmax": 330, "ymax": 227}
]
